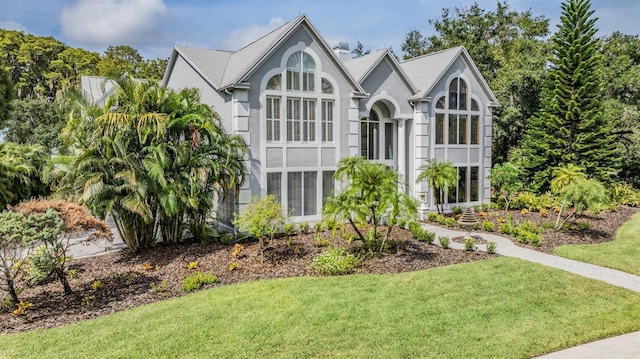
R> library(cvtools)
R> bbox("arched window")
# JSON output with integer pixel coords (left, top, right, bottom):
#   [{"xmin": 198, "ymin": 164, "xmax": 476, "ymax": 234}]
[
  {"xmin": 286, "ymin": 52, "xmax": 315, "ymax": 92},
  {"xmin": 434, "ymin": 78, "xmax": 480, "ymax": 145},
  {"xmin": 267, "ymin": 74, "xmax": 281, "ymax": 90},
  {"xmin": 321, "ymin": 78, "xmax": 333, "ymax": 94}
]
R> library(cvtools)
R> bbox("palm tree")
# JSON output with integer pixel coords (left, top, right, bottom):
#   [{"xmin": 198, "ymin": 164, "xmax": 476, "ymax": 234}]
[
  {"xmin": 416, "ymin": 159, "xmax": 458, "ymax": 214},
  {"xmin": 58, "ymin": 76, "xmax": 246, "ymax": 252},
  {"xmin": 324, "ymin": 157, "xmax": 416, "ymax": 253},
  {"xmin": 550, "ymin": 164, "xmax": 588, "ymax": 228}
]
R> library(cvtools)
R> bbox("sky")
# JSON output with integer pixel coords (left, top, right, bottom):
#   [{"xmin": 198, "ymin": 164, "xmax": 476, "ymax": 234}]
[{"xmin": 1, "ymin": 0, "xmax": 639, "ymax": 60}]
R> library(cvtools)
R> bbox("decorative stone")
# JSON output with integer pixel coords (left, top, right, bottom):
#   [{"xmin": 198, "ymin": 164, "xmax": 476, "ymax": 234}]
[{"xmin": 458, "ymin": 207, "xmax": 478, "ymax": 227}]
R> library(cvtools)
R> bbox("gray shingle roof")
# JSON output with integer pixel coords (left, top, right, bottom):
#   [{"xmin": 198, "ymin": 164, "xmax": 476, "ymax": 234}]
[
  {"xmin": 343, "ymin": 49, "xmax": 386, "ymax": 82},
  {"xmin": 399, "ymin": 46, "xmax": 464, "ymax": 100},
  {"xmin": 174, "ymin": 46, "xmax": 232, "ymax": 88}
]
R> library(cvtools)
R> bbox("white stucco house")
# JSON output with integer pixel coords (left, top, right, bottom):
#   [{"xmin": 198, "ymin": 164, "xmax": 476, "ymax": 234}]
[{"xmin": 160, "ymin": 14, "xmax": 498, "ymax": 225}]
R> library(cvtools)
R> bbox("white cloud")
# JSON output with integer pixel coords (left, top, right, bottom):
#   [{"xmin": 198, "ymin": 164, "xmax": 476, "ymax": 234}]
[
  {"xmin": 223, "ymin": 17, "xmax": 285, "ymax": 50},
  {"xmin": 0, "ymin": 20, "xmax": 28, "ymax": 32},
  {"xmin": 60, "ymin": 0, "xmax": 168, "ymax": 46}
]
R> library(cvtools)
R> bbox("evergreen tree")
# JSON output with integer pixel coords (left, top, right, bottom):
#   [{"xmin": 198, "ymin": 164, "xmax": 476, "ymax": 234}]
[
  {"xmin": 400, "ymin": 29, "xmax": 427, "ymax": 60},
  {"xmin": 0, "ymin": 65, "xmax": 14, "ymax": 128},
  {"xmin": 351, "ymin": 41, "xmax": 370, "ymax": 58},
  {"xmin": 519, "ymin": 0, "xmax": 618, "ymax": 192}
]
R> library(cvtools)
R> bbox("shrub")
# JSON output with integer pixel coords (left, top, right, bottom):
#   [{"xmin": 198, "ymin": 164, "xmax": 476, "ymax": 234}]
[
  {"xmin": 150, "ymin": 280, "xmax": 167, "ymax": 292},
  {"xmin": 514, "ymin": 220, "xmax": 542, "ymax": 246},
  {"xmin": 436, "ymin": 214, "xmax": 446, "ymax": 224},
  {"xmin": 91, "ymin": 280, "xmax": 103, "ymax": 291},
  {"xmin": 314, "ymin": 221, "xmax": 324, "ymax": 232},
  {"xmin": 232, "ymin": 243, "xmax": 244, "ymax": 258},
  {"xmin": 464, "ymin": 238, "xmax": 475, "ymax": 251},
  {"xmin": 312, "ymin": 247, "xmax": 361, "ymax": 275},
  {"xmin": 24, "ymin": 245, "xmax": 56, "ymax": 285},
  {"xmin": 609, "ymin": 182, "xmax": 640, "ymax": 206},
  {"xmin": 416, "ymin": 229, "xmax": 436, "ymax": 244},
  {"xmin": 313, "ymin": 236, "xmax": 331, "ymax": 247},
  {"xmin": 444, "ymin": 217, "xmax": 456, "ymax": 228},
  {"xmin": 187, "ymin": 261, "xmax": 199, "ymax": 270},
  {"xmin": 452, "ymin": 206, "xmax": 463, "ymax": 215},
  {"xmin": 486, "ymin": 241, "xmax": 497, "ymax": 254},
  {"xmin": 498, "ymin": 215, "xmax": 515, "ymax": 235},
  {"xmin": 218, "ymin": 232, "xmax": 235, "ymax": 244},
  {"xmin": 0, "ymin": 209, "xmax": 63, "ymax": 304},
  {"xmin": 233, "ymin": 195, "xmax": 286, "ymax": 260},
  {"xmin": 513, "ymin": 191, "xmax": 539, "ymax": 211},
  {"xmin": 283, "ymin": 223, "xmax": 296, "ymax": 237},
  {"xmin": 427, "ymin": 213, "xmax": 438, "ymax": 222},
  {"xmin": 299, "ymin": 222, "xmax": 310, "ymax": 234},
  {"xmin": 540, "ymin": 209, "xmax": 549, "ymax": 218},
  {"xmin": 439, "ymin": 236, "xmax": 450, "ymax": 249},
  {"xmin": 228, "ymin": 262, "xmax": 238, "ymax": 271},
  {"xmin": 12, "ymin": 199, "xmax": 112, "ymax": 296},
  {"xmin": 481, "ymin": 203, "xmax": 490, "ymax": 211},
  {"xmin": 482, "ymin": 221, "xmax": 495, "ymax": 232},
  {"xmin": 182, "ymin": 272, "xmax": 217, "ymax": 292},
  {"xmin": 577, "ymin": 221, "xmax": 591, "ymax": 231},
  {"xmin": 520, "ymin": 208, "xmax": 529, "ymax": 215}
]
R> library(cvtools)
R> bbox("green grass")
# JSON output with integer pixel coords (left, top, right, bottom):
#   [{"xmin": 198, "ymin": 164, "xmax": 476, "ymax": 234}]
[
  {"xmin": 2, "ymin": 257, "xmax": 640, "ymax": 358},
  {"xmin": 554, "ymin": 211, "xmax": 640, "ymax": 275}
]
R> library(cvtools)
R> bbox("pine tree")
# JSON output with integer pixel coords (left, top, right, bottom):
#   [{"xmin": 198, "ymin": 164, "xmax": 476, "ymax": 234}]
[{"xmin": 519, "ymin": 0, "xmax": 618, "ymax": 192}]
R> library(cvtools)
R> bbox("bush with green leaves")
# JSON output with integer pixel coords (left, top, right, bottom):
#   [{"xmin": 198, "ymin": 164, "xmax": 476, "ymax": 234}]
[
  {"xmin": 312, "ymin": 247, "xmax": 361, "ymax": 275},
  {"xmin": 436, "ymin": 214, "xmax": 446, "ymax": 224},
  {"xmin": 498, "ymin": 215, "xmax": 515, "ymax": 235},
  {"xmin": 182, "ymin": 271, "xmax": 217, "ymax": 292},
  {"xmin": 514, "ymin": 220, "xmax": 542, "ymax": 246},
  {"xmin": 486, "ymin": 241, "xmax": 497, "ymax": 254},
  {"xmin": 452, "ymin": 206, "xmax": 463, "ymax": 215},
  {"xmin": 0, "ymin": 209, "xmax": 62, "ymax": 304},
  {"xmin": 482, "ymin": 221, "xmax": 495, "ymax": 232},
  {"xmin": 427, "ymin": 213, "xmax": 438, "ymax": 222},
  {"xmin": 283, "ymin": 223, "xmax": 296, "ymax": 237},
  {"xmin": 12, "ymin": 199, "xmax": 112, "ymax": 295},
  {"xmin": 444, "ymin": 217, "xmax": 456, "ymax": 228},
  {"xmin": 24, "ymin": 245, "xmax": 57, "ymax": 285},
  {"xmin": 233, "ymin": 195, "xmax": 286, "ymax": 260},
  {"xmin": 439, "ymin": 236, "xmax": 450, "ymax": 249},
  {"xmin": 609, "ymin": 182, "xmax": 640, "ymax": 206},
  {"xmin": 490, "ymin": 162, "xmax": 523, "ymax": 212},
  {"xmin": 299, "ymin": 222, "xmax": 310, "ymax": 234},
  {"xmin": 415, "ymin": 229, "xmax": 436, "ymax": 244},
  {"xmin": 464, "ymin": 238, "xmax": 475, "ymax": 251}
]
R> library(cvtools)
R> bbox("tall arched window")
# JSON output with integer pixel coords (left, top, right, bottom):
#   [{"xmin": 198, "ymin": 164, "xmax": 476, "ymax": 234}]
[
  {"xmin": 434, "ymin": 78, "xmax": 480, "ymax": 145},
  {"xmin": 434, "ymin": 77, "xmax": 482, "ymax": 204}
]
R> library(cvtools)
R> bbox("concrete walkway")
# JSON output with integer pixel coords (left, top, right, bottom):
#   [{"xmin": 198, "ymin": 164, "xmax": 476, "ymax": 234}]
[{"xmin": 421, "ymin": 224, "xmax": 640, "ymax": 358}]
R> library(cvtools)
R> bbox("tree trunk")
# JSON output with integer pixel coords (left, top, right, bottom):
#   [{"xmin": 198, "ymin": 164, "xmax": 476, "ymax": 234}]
[
  {"xmin": 55, "ymin": 267, "xmax": 73, "ymax": 295},
  {"xmin": 5, "ymin": 277, "xmax": 19, "ymax": 304}
]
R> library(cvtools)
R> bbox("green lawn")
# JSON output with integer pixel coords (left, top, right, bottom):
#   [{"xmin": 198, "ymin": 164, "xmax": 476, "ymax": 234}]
[
  {"xmin": 554, "ymin": 211, "xmax": 640, "ymax": 275},
  {"xmin": 2, "ymin": 257, "xmax": 640, "ymax": 358}
]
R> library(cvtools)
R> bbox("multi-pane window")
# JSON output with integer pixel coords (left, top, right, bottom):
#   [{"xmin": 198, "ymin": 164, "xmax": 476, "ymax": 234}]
[
  {"xmin": 266, "ymin": 96, "xmax": 281, "ymax": 142},
  {"xmin": 267, "ymin": 172, "xmax": 282, "ymax": 202},
  {"xmin": 322, "ymin": 171, "xmax": 335, "ymax": 205},
  {"xmin": 272, "ymin": 51, "xmax": 334, "ymax": 143},
  {"xmin": 360, "ymin": 111, "xmax": 379, "ymax": 159},
  {"xmin": 447, "ymin": 166, "xmax": 479, "ymax": 204},
  {"xmin": 286, "ymin": 98, "xmax": 301, "ymax": 141},
  {"xmin": 286, "ymin": 52, "xmax": 315, "ymax": 92},
  {"xmin": 435, "ymin": 78, "xmax": 480, "ymax": 145},
  {"xmin": 286, "ymin": 98, "xmax": 316, "ymax": 142},
  {"xmin": 302, "ymin": 99, "xmax": 316, "ymax": 142},
  {"xmin": 287, "ymin": 171, "xmax": 317, "ymax": 216},
  {"xmin": 321, "ymin": 100, "xmax": 334, "ymax": 142}
]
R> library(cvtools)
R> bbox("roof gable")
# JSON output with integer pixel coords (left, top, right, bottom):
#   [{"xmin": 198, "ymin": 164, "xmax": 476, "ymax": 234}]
[
  {"xmin": 163, "ymin": 14, "xmax": 365, "ymax": 96},
  {"xmin": 221, "ymin": 14, "xmax": 365, "ymax": 95},
  {"xmin": 345, "ymin": 49, "xmax": 418, "ymax": 95},
  {"xmin": 400, "ymin": 46, "xmax": 498, "ymax": 104}
]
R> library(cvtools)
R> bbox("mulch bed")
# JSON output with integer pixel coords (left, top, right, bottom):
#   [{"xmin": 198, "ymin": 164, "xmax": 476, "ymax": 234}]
[
  {"xmin": 437, "ymin": 206, "xmax": 638, "ymax": 253},
  {"xmin": 3, "ymin": 206, "xmax": 636, "ymax": 335},
  {"xmin": 1, "ymin": 226, "xmax": 493, "ymax": 334}
]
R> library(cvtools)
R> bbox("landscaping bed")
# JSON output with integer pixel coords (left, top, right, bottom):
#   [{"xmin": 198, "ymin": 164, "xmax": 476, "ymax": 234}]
[
  {"xmin": 430, "ymin": 205, "xmax": 639, "ymax": 253},
  {"xmin": 0, "ymin": 226, "xmax": 492, "ymax": 334}
]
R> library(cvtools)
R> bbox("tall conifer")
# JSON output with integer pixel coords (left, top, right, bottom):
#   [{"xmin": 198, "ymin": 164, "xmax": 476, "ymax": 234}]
[{"xmin": 519, "ymin": 0, "xmax": 618, "ymax": 192}]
